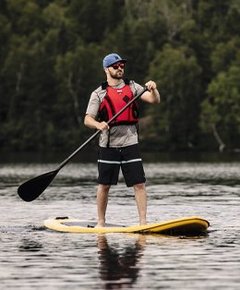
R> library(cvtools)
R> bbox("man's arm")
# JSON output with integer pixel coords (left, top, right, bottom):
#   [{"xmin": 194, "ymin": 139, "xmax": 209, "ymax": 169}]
[
  {"xmin": 84, "ymin": 114, "xmax": 109, "ymax": 131},
  {"xmin": 141, "ymin": 80, "xmax": 160, "ymax": 104},
  {"xmin": 84, "ymin": 90, "xmax": 109, "ymax": 131}
]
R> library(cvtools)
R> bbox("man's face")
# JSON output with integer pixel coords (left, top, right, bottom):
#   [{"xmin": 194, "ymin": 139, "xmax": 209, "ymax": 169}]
[{"xmin": 107, "ymin": 62, "xmax": 125, "ymax": 79}]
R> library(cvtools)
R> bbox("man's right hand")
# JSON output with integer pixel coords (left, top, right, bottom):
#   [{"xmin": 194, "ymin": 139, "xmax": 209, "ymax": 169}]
[
  {"xmin": 96, "ymin": 121, "xmax": 109, "ymax": 131},
  {"xmin": 84, "ymin": 115, "xmax": 109, "ymax": 131}
]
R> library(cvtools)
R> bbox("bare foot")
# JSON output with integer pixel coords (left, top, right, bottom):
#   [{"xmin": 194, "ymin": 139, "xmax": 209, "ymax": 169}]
[{"xmin": 95, "ymin": 223, "xmax": 105, "ymax": 228}]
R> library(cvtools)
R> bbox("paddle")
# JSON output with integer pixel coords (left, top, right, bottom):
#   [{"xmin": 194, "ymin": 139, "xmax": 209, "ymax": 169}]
[{"xmin": 18, "ymin": 87, "xmax": 148, "ymax": 202}]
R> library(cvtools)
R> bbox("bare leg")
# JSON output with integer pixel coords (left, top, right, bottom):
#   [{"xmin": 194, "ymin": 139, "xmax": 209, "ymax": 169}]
[
  {"xmin": 96, "ymin": 184, "xmax": 110, "ymax": 227},
  {"xmin": 133, "ymin": 183, "xmax": 147, "ymax": 225}
]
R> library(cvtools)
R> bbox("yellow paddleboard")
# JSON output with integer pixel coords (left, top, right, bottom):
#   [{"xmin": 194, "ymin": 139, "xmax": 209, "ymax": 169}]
[{"xmin": 44, "ymin": 216, "xmax": 209, "ymax": 236}]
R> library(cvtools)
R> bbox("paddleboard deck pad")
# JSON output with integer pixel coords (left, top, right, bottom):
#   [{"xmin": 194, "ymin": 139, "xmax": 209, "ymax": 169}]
[{"xmin": 44, "ymin": 216, "xmax": 209, "ymax": 236}]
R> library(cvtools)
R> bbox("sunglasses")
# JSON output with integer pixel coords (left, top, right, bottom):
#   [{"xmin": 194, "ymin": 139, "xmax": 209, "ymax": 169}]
[{"xmin": 110, "ymin": 63, "xmax": 125, "ymax": 69}]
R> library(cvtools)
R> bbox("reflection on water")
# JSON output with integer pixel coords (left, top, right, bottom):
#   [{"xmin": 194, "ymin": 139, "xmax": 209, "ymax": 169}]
[
  {"xmin": 0, "ymin": 161, "xmax": 240, "ymax": 289},
  {"xmin": 97, "ymin": 235, "xmax": 145, "ymax": 289},
  {"xmin": 19, "ymin": 239, "xmax": 43, "ymax": 252}
]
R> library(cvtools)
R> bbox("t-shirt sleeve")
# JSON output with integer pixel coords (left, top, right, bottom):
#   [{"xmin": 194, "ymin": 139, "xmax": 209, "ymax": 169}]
[
  {"xmin": 85, "ymin": 91, "xmax": 100, "ymax": 118},
  {"xmin": 130, "ymin": 81, "xmax": 145, "ymax": 97}
]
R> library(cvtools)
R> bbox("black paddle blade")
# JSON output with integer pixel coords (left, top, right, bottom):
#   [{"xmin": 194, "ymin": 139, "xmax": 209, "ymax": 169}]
[{"xmin": 18, "ymin": 170, "xmax": 59, "ymax": 202}]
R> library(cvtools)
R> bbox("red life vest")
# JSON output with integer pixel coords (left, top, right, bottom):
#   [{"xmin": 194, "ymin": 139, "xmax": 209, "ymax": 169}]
[{"xmin": 98, "ymin": 82, "xmax": 139, "ymax": 126}]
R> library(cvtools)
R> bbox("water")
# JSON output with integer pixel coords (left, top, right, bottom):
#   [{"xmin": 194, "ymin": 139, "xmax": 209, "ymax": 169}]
[{"xmin": 0, "ymin": 161, "xmax": 240, "ymax": 289}]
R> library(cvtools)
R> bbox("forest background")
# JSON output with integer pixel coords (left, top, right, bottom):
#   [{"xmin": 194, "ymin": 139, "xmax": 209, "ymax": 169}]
[{"xmin": 0, "ymin": 0, "xmax": 240, "ymax": 155}]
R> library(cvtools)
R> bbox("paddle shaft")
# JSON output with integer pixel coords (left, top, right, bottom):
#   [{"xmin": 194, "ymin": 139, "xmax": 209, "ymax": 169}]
[
  {"xmin": 57, "ymin": 87, "xmax": 147, "ymax": 170},
  {"xmin": 17, "ymin": 87, "xmax": 147, "ymax": 202}
]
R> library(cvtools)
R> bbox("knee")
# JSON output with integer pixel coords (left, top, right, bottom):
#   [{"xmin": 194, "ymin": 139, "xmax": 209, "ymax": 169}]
[
  {"xmin": 133, "ymin": 183, "xmax": 145, "ymax": 191},
  {"xmin": 98, "ymin": 184, "xmax": 111, "ymax": 193}
]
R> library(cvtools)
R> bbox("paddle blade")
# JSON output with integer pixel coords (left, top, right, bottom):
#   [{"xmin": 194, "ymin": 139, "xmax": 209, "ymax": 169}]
[{"xmin": 18, "ymin": 170, "xmax": 59, "ymax": 202}]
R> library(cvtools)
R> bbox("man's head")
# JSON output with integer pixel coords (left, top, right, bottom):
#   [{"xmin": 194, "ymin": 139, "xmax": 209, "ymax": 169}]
[
  {"xmin": 103, "ymin": 53, "xmax": 126, "ymax": 68},
  {"xmin": 103, "ymin": 53, "xmax": 126, "ymax": 80}
]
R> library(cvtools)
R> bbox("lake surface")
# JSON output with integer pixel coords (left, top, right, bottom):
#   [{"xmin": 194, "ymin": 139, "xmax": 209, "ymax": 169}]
[{"xmin": 0, "ymin": 159, "xmax": 240, "ymax": 289}]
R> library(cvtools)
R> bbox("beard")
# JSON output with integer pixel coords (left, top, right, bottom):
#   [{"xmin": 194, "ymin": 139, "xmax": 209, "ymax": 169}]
[{"xmin": 109, "ymin": 69, "xmax": 124, "ymax": 79}]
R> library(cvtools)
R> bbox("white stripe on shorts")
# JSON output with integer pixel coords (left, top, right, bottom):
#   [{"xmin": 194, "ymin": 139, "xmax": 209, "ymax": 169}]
[
  {"xmin": 98, "ymin": 159, "xmax": 121, "ymax": 164},
  {"xmin": 98, "ymin": 158, "xmax": 142, "ymax": 165},
  {"xmin": 121, "ymin": 158, "xmax": 142, "ymax": 164}
]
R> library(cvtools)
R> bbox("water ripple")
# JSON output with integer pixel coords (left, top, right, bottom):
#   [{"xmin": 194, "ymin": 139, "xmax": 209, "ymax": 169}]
[{"xmin": 0, "ymin": 162, "xmax": 240, "ymax": 289}]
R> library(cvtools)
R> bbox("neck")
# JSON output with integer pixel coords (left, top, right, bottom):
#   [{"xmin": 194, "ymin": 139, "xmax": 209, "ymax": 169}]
[{"xmin": 107, "ymin": 76, "xmax": 123, "ymax": 87}]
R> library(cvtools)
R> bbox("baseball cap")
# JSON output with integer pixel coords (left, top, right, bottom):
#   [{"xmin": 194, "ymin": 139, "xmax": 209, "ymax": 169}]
[{"xmin": 103, "ymin": 53, "xmax": 127, "ymax": 68}]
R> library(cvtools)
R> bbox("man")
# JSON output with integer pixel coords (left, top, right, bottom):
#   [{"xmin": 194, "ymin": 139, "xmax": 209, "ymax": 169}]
[{"xmin": 84, "ymin": 53, "xmax": 160, "ymax": 227}]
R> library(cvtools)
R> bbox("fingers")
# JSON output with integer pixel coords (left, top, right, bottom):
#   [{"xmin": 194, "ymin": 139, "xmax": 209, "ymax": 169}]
[
  {"xmin": 97, "ymin": 121, "xmax": 109, "ymax": 131},
  {"xmin": 145, "ymin": 80, "xmax": 157, "ymax": 91}
]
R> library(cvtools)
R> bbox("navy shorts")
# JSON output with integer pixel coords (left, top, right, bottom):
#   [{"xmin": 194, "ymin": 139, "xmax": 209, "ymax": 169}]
[{"xmin": 97, "ymin": 144, "xmax": 146, "ymax": 187}]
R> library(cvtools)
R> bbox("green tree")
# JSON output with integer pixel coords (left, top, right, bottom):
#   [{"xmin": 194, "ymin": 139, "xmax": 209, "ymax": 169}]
[
  {"xmin": 53, "ymin": 43, "xmax": 104, "ymax": 149},
  {"xmin": 1, "ymin": 0, "xmax": 240, "ymax": 153},
  {"xmin": 104, "ymin": 0, "xmax": 168, "ymax": 82},
  {"xmin": 146, "ymin": 44, "xmax": 202, "ymax": 151},
  {"xmin": 200, "ymin": 65, "xmax": 240, "ymax": 151},
  {"xmin": 67, "ymin": 0, "xmax": 124, "ymax": 43},
  {"xmin": 211, "ymin": 37, "xmax": 240, "ymax": 73},
  {"xmin": 0, "ymin": 0, "xmax": 68, "ymax": 150}
]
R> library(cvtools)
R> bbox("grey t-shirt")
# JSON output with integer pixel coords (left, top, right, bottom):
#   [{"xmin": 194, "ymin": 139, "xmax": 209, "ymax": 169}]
[{"xmin": 86, "ymin": 80, "xmax": 144, "ymax": 148}]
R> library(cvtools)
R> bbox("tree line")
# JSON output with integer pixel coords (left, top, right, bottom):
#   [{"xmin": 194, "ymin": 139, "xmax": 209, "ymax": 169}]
[{"xmin": 0, "ymin": 0, "xmax": 239, "ymax": 154}]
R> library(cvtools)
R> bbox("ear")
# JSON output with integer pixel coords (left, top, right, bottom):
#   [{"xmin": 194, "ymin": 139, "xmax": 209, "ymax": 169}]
[{"xmin": 104, "ymin": 67, "xmax": 111, "ymax": 77}]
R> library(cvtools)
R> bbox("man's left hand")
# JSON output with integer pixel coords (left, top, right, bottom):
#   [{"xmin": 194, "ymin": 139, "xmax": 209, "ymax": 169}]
[{"xmin": 145, "ymin": 80, "xmax": 157, "ymax": 91}]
